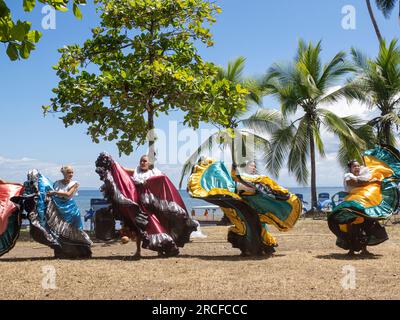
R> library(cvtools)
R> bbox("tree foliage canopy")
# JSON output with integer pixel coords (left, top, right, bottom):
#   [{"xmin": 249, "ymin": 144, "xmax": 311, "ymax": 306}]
[
  {"xmin": 47, "ymin": 0, "xmax": 248, "ymax": 155},
  {"xmin": 0, "ymin": 0, "xmax": 86, "ymax": 60}
]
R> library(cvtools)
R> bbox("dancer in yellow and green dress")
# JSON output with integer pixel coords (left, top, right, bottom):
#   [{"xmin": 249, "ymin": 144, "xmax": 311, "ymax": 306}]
[
  {"xmin": 329, "ymin": 145, "xmax": 400, "ymax": 255},
  {"xmin": 188, "ymin": 158, "xmax": 302, "ymax": 256}
]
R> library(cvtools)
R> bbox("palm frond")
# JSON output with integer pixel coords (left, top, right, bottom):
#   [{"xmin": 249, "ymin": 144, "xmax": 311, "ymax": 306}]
[
  {"xmin": 241, "ymin": 108, "xmax": 284, "ymax": 135},
  {"xmin": 318, "ymin": 52, "xmax": 355, "ymax": 90},
  {"xmin": 320, "ymin": 109, "xmax": 367, "ymax": 148},
  {"xmin": 350, "ymin": 39, "xmax": 400, "ymax": 145},
  {"xmin": 287, "ymin": 117, "xmax": 310, "ymax": 185},
  {"xmin": 376, "ymin": 0, "xmax": 397, "ymax": 18},
  {"xmin": 265, "ymin": 123, "xmax": 296, "ymax": 178},
  {"xmin": 351, "ymin": 47, "xmax": 370, "ymax": 71},
  {"xmin": 318, "ymin": 85, "xmax": 350, "ymax": 105},
  {"xmin": 234, "ymin": 129, "xmax": 271, "ymax": 167},
  {"xmin": 178, "ymin": 131, "xmax": 226, "ymax": 189},
  {"xmin": 337, "ymin": 122, "xmax": 376, "ymax": 168},
  {"xmin": 226, "ymin": 56, "xmax": 246, "ymax": 82},
  {"xmin": 380, "ymin": 111, "xmax": 400, "ymax": 125},
  {"xmin": 312, "ymin": 123, "xmax": 326, "ymax": 157}
]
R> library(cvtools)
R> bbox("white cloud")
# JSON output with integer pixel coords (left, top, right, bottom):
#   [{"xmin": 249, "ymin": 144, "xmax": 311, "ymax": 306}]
[{"xmin": 0, "ymin": 155, "xmax": 100, "ymax": 188}]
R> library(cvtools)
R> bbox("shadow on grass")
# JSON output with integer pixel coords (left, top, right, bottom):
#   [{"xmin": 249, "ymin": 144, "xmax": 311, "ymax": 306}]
[
  {"xmin": 175, "ymin": 253, "xmax": 286, "ymax": 261},
  {"xmin": 315, "ymin": 253, "xmax": 383, "ymax": 260},
  {"xmin": 0, "ymin": 256, "xmax": 59, "ymax": 262},
  {"xmin": 0, "ymin": 253, "xmax": 286, "ymax": 262},
  {"xmin": 0, "ymin": 255, "xmax": 140, "ymax": 262}
]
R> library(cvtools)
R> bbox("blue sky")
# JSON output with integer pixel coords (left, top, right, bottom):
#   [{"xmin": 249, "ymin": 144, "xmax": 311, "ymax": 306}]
[{"xmin": 1, "ymin": 0, "xmax": 399, "ymax": 188}]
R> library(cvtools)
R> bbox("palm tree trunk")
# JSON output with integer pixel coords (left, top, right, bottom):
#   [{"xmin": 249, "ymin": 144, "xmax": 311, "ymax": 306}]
[
  {"xmin": 384, "ymin": 121, "xmax": 391, "ymax": 145},
  {"xmin": 231, "ymin": 132, "xmax": 236, "ymax": 165},
  {"xmin": 309, "ymin": 132, "xmax": 318, "ymax": 212},
  {"xmin": 366, "ymin": 0, "xmax": 383, "ymax": 42}
]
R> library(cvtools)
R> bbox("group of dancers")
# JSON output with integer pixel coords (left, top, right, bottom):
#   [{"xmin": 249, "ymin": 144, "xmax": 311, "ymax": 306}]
[{"xmin": 1, "ymin": 144, "xmax": 400, "ymax": 259}]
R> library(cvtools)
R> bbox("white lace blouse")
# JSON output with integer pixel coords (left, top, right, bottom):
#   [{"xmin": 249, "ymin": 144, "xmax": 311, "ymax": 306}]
[
  {"xmin": 132, "ymin": 167, "xmax": 163, "ymax": 184},
  {"xmin": 53, "ymin": 180, "xmax": 79, "ymax": 198}
]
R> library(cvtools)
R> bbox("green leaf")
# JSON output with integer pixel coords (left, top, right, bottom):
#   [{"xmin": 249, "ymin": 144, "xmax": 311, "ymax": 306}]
[
  {"xmin": 10, "ymin": 21, "xmax": 28, "ymax": 42},
  {"xmin": 19, "ymin": 41, "xmax": 35, "ymax": 59},
  {"xmin": 103, "ymin": 71, "xmax": 113, "ymax": 80},
  {"xmin": 42, "ymin": 105, "xmax": 51, "ymax": 115},
  {"xmin": 23, "ymin": 0, "xmax": 36, "ymax": 12},
  {"xmin": 54, "ymin": 4, "xmax": 68, "ymax": 12},
  {"xmin": 6, "ymin": 43, "xmax": 19, "ymax": 61},
  {"xmin": 73, "ymin": 3, "xmax": 83, "ymax": 20},
  {"xmin": 0, "ymin": 0, "xmax": 10, "ymax": 18},
  {"xmin": 27, "ymin": 30, "xmax": 42, "ymax": 43}
]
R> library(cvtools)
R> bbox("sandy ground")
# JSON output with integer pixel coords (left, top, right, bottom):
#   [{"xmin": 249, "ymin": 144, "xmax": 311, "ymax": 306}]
[{"xmin": 1, "ymin": 219, "xmax": 400, "ymax": 300}]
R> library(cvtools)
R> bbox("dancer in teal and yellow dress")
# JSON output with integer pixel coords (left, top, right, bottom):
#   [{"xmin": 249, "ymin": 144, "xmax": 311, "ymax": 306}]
[
  {"xmin": 188, "ymin": 158, "xmax": 301, "ymax": 256},
  {"xmin": 329, "ymin": 145, "xmax": 400, "ymax": 255}
]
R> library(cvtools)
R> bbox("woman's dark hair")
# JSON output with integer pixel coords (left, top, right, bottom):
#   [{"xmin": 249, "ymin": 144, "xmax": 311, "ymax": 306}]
[{"xmin": 347, "ymin": 160, "xmax": 359, "ymax": 170}]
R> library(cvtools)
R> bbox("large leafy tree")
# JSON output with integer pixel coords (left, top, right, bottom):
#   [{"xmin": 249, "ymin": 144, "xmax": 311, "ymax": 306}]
[
  {"xmin": 349, "ymin": 39, "xmax": 400, "ymax": 146},
  {"xmin": 47, "ymin": 0, "xmax": 248, "ymax": 158},
  {"xmin": 0, "ymin": 0, "xmax": 86, "ymax": 60},
  {"xmin": 245, "ymin": 40, "xmax": 375, "ymax": 211}
]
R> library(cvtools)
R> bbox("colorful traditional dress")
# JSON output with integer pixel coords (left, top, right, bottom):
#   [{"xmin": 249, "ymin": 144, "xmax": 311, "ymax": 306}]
[
  {"xmin": 0, "ymin": 182, "xmax": 24, "ymax": 257},
  {"xmin": 329, "ymin": 145, "xmax": 400, "ymax": 252},
  {"xmin": 18, "ymin": 170, "xmax": 91, "ymax": 258},
  {"xmin": 53, "ymin": 179, "xmax": 83, "ymax": 230},
  {"xmin": 95, "ymin": 153, "xmax": 196, "ymax": 256},
  {"xmin": 343, "ymin": 166, "xmax": 372, "ymax": 192},
  {"xmin": 188, "ymin": 159, "xmax": 301, "ymax": 256}
]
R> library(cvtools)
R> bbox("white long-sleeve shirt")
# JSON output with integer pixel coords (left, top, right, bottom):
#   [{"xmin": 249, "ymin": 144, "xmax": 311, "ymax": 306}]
[{"xmin": 343, "ymin": 166, "xmax": 371, "ymax": 192}]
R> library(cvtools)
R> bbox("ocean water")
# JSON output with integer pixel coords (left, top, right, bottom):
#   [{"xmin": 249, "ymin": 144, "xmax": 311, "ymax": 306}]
[
  {"xmin": 76, "ymin": 187, "xmax": 345, "ymax": 220},
  {"xmin": 75, "ymin": 190, "xmax": 217, "ymax": 213}
]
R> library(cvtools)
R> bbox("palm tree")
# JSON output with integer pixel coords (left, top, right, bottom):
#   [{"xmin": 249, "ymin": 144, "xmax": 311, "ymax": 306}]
[
  {"xmin": 178, "ymin": 57, "xmax": 277, "ymax": 188},
  {"xmin": 367, "ymin": 0, "xmax": 384, "ymax": 42},
  {"xmin": 366, "ymin": 0, "xmax": 400, "ymax": 42},
  {"xmin": 375, "ymin": 0, "xmax": 400, "ymax": 19},
  {"xmin": 216, "ymin": 56, "xmax": 264, "ymax": 106},
  {"xmin": 348, "ymin": 39, "xmax": 400, "ymax": 146},
  {"xmin": 244, "ymin": 40, "xmax": 375, "ymax": 211}
]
